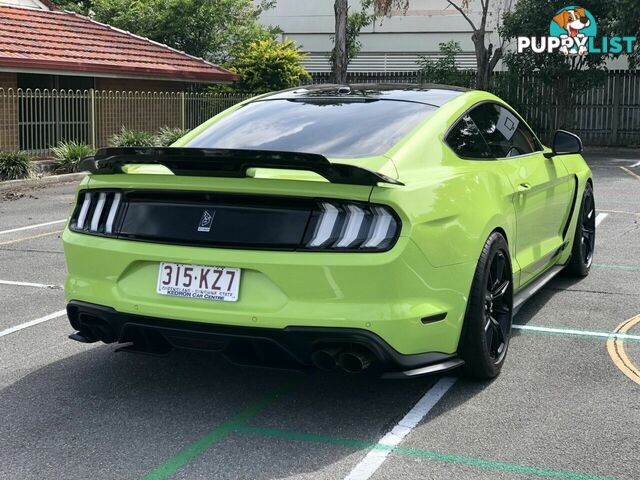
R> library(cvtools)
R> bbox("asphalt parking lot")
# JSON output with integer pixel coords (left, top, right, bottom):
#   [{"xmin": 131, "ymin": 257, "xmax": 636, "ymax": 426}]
[{"xmin": 1, "ymin": 150, "xmax": 639, "ymax": 480}]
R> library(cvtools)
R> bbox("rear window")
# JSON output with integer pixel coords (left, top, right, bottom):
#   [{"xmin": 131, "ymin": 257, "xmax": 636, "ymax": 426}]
[{"xmin": 185, "ymin": 99, "xmax": 437, "ymax": 158}]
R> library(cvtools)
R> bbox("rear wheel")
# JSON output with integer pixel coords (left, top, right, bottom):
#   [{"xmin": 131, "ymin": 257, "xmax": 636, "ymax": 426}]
[
  {"xmin": 564, "ymin": 182, "xmax": 595, "ymax": 277},
  {"xmin": 459, "ymin": 232, "xmax": 513, "ymax": 380}
]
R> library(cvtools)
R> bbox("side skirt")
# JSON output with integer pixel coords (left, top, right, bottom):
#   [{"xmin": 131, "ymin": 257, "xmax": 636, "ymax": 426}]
[{"xmin": 513, "ymin": 265, "xmax": 564, "ymax": 314}]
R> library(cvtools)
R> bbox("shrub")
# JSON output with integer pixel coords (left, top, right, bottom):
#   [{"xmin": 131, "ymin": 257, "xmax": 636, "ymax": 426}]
[
  {"xmin": 0, "ymin": 151, "xmax": 33, "ymax": 181},
  {"xmin": 226, "ymin": 39, "xmax": 311, "ymax": 93},
  {"xmin": 156, "ymin": 127, "xmax": 189, "ymax": 147},
  {"xmin": 51, "ymin": 141, "xmax": 96, "ymax": 173},
  {"xmin": 109, "ymin": 127, "xmax": 157, "ymax": 147},
  {"xmin": 418, "ymin": 41, "xmax": 474, "ymax": 88}
]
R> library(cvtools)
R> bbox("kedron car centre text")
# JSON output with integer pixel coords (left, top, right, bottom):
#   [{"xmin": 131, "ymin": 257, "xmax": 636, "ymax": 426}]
[{"xmin": 517, "ymin": 6, "xmax": 637, "ymax": 56}]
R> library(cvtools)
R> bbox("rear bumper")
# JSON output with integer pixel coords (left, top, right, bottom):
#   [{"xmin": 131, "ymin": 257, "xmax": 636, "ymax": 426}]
[
  {"xmin": 67, "ymin": 301, "xmax": 464, "ymax": 378},
  {"xmin": 63, "ymin": 228, "xmax": 476, "ymax": 356}
]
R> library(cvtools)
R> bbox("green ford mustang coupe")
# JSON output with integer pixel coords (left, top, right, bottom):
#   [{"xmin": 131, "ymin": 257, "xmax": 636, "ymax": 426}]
[{"xmin": 63, "ymin": 84, "xmax": 594, "ymax": 379}]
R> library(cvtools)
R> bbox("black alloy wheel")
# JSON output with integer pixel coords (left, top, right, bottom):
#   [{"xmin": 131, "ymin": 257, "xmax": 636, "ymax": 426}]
[
  {"xmin": 459, "ymin": 232, "xmax": 513, "ymax": 379},
  {"xmin": 484, "ymin": 251, "xmax": 512, "ymax": 364},
  {"xmin": 565, "ymin": 182, "xmax": 595, "ymax": 277}
]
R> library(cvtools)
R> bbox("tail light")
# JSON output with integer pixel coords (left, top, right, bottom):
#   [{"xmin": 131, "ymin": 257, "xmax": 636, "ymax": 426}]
[
  {"xmin": 303, "ymin": 201, "xmax": 400, "ymax": 251},
  {"xmin": 68, "ymin": 190, "xmax": 401, "ymax": 252},
  {"xmin": 70, "ymin": 190, "xmax": 123, "ymax": 236}
]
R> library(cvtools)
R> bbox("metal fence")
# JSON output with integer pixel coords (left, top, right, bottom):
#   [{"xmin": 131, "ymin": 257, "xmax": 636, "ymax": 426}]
[
  {"xmin": 0, "ymin": 72, "xmax": 638, "ymax": 157},
  {"xmin": 0, "ymin": 89, "xmax": 253, "ymax": 157}
]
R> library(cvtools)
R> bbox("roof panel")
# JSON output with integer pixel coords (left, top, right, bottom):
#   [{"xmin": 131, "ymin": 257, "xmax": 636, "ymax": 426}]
[
  {"xmin": 263, "ymin": 84, "xmax": 468, "ymax": 106},
  {"xmin": 0, "ymin": 6, "xmax": 238, "ymax": 83}
]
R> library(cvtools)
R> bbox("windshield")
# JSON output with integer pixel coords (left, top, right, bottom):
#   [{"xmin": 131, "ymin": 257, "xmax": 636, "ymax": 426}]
[{"xmin": 185, "ymin": 99, "xmax": 437, "ymax": 158}]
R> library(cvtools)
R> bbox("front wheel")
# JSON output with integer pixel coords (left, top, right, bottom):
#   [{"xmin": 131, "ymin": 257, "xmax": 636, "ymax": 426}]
[
  {"xmin": 564, "ymin": 182, "xmax": 595, "ymax": 277},
  {"xmin": 459, "ymin": 232, "xmax": 513, "ymax": 380}
]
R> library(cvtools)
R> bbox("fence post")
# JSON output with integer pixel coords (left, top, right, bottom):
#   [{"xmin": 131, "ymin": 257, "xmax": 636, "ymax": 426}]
[
  {"xmin": 180, "ymin": 91, "xmax": 186, "ymax": 130},
  {"xmin": 611, "ymin": 73, "xmax": 622, "ymax": 146},
  {"xmin": 89, "ymin": 88, "xmax": 96, "ymax": 149}
]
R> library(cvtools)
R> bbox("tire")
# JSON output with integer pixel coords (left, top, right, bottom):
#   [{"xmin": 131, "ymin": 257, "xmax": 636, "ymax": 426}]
[
  {"xmin": 459, "ymin": 232, "xmax": 513, "ymax": 380},
  {"xmin": 564, "ymin": 182, "xmax": 595, "ymax": 277}
]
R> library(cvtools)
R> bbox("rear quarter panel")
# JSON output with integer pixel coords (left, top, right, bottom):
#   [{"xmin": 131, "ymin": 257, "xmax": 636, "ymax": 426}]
[{"xmin": 373, "ymin": 91, "xmax": 518, "ymax": 271}]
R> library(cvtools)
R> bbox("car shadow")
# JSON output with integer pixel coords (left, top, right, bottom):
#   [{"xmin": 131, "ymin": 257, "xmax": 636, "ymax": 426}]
[{"xmin": 0, "ymin": 343, "xmax": 486, "ymax": 480}]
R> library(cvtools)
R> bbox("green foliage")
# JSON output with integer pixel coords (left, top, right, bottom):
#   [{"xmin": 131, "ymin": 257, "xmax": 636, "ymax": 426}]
[
  {"xmin": 0, "ymin": 151, "xmax": 33, "ymax": 181},
  {"xmin": 155, "ymin": 127, "xmax": 189, "ymax": 146},
  {"xmin": 227, "ymin": 39, "xmax": 311, "ymax": 93},
  {"xmin": 418, "ymin": 41, "xmax": 473, "ymax": 87},
  {"xmin": 52, "ymin": 0, "xmax": 94, "ymax": 14},
  {"xmin": 109, "ymin": 127, "xmax": 157, "ymax": 147},
  {"xmin": 108, "ymin": 127, "xmax": 190, "ymax": 147},
  {"xmin": 500, "ymin": 0, "xmax": 612, "ymax": 128},
  {"xmin": 606, "ymin": 0, "xmax": 640, "ymax": 68},
  {"xmin": 329, "ymin": 0, "xmax": 380, "ymax": 67},
  {"xmin": 345, "ymin": 3, "xmax": 376, "ymax": 63},
  {"xmin": 501, "ymin": 0, "xmax": 611, "ymax": 82},
  {"xmin": 90, "ymin": 0, "xmax": 277, "ymax": 63},
  {"xmin": 51, "ymin": 141, "xmax": 96, "ymax": 174}
]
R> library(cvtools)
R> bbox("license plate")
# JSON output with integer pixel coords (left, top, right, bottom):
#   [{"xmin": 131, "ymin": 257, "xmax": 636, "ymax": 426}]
[{"xmin": 156, "ymin": 262, "xmax": 241, "ymax": 302}]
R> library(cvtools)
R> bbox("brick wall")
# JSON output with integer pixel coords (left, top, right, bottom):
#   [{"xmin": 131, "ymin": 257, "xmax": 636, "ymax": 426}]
[
  {"xmin": 0, "ymin": 72, "xmax": 18, "ymax": 151},
  {"xmin": 95, "ymin": 77, "xmax": 186, "ymax": 147}
]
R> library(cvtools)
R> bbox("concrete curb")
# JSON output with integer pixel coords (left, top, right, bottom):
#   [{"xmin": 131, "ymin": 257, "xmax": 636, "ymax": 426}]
[{"xmin": 0, "ymin": 172, "xmax": 87, "ymax": 193}]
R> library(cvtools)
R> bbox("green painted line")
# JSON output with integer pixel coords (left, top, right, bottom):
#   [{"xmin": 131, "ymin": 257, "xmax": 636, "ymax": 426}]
[
  {"xmin": 593, "ymin": 263, "xmax": 640, "ymax": 271},
  {"xmin": 513, "ymin": 324, "xmax": 640, "ymax": 343},
  {"xmin": 235, "ymin": 425, "xmax": 619, "ymax": 480},
  {"xmin": 141, "ymin": 383, "xmax": 296, "ymax": 480}
]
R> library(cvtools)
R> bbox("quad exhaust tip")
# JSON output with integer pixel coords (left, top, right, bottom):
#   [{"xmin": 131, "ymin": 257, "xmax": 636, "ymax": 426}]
[
  {"xmin": 337, "ymin": 350, "xmax": 373, "ymax": 373},
  {"xmin": 311, "ymin": 345, "xmax": 375, "ymax": 373},
  {"xmin": 311, "ymin": 347, "xmax": 342, "ymax": 371}
]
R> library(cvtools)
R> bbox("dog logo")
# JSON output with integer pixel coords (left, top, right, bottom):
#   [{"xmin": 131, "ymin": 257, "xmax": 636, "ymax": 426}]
[
  {"xmin": 518, "ymin": 7, "xmax": 635, "ymax": 56},
  {"xmin": 197, "ymin": 210, "xmax": 215, "ymax": 233},
  {"xmin": 550, "ymin": 6, "xmax": 597, "ymax": 55}
]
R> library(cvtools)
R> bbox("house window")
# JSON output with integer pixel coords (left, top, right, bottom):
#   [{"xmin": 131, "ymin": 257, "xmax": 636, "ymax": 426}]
[{"xmin": 17, "ymin": 74, "xmax": 94, "ymax": 153}]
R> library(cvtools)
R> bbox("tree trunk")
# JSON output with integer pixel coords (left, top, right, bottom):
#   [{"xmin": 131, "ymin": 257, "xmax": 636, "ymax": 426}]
[
  {"xmin": 473, "ymin": 33, "xmax": 490, "ymax": 91},
  {"xmin": 332, "ymin": 0, "xmax": 349, "ymax": 84}
]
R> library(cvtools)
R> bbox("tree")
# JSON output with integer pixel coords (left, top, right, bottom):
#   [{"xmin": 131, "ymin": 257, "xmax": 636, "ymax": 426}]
[
  {"xmin": 226, "ymin": 39, "xmax": 311, "ymax": 93},
  {"xmin": 376, "ymin": 0, "xmax": 509, "ymax": 90},
  {"xmin": 330, "ymin": 3, "xmax": 376, "ymax": 75},
  {"xmin": 331, "ymin": 0, "xmax": 349, "ymax": 83},
  {"xmin": 442, "ymin": 0, "xmax": 510, "ymax": 91},
  {"xmin": 500, "ymin": 0, "xmax": 611, "ymax": 129},
  {"xmin": 607, "ymin": 0, "xmax": 640, "ymax": 68},
  {"xmin": 84, "ymin": 0, "xmax": 277, "ymax": 64},
  {"xmin": 330, "ymin": 0, "xmax": 409, "ymax": 83}
]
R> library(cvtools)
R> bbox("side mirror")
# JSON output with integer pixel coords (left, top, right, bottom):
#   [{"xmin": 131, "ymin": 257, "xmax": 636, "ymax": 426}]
[{"xmin": 544, "ymin": 130, "xmax": 583, "ymax": 158}]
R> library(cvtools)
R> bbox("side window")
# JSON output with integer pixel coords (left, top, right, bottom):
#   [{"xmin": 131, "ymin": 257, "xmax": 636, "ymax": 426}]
[
  {"xmin": 445, "ymin": 114, "xmax": 492, "ymax": 159},
  {"xmin": 467, "ymin": 103, "xmax": 542, "ymax": 158},
  {"xmin": 510, "ymin": 122, "xmax": 540, "ymax": 156}
]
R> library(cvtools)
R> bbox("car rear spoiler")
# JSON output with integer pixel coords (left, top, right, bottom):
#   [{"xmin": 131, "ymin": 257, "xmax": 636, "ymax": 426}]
[{"xmin": 80, "ymin": 147, "xmax": 404, "ymax": 187}]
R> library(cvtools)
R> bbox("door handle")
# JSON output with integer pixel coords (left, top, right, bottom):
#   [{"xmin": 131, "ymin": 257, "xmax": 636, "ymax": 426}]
[{"xmin": 518, "ymin": 183, "xmax": 531, "ymax": 191}]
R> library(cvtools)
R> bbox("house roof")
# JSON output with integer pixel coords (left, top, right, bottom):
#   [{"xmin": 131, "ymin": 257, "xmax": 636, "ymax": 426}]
[{"xmin": 0, "ymin": 6, "xmax": 239, "ymax": 83}]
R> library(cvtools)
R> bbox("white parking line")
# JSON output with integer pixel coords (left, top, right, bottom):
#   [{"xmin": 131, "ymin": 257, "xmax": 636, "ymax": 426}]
[
  {"xmin": 0, "ymin": 279, "xmax": 62, "ymax": 289},
  {"xmin": 0, "ymin": 219, "xmax": 66, "ymax": 236},
  {"xmin": 0, "ymin": 310, "xmax": 67, "ymax": 338},
  {"xmin": 630, "ymin": 161, "xmax": 640, "ymax": 168},
  {"xmin": 344, "ymin": 376, "xmax": 457, "ymax": 480},
  {"xmin": 595, "ymin": 212, "xmax": 608, "ymax": 227},
  {"xmin": 513, "ymin": 324, "xmax": 640, "ymax": 341}
]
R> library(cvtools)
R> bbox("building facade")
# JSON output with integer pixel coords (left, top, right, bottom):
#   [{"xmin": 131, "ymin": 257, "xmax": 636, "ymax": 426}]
[
  {"xmin": 0, "ymin": 0, "xmax": 237, "ymax": 153},
  {"xmin": 259, "ymin": 0, "xmax": 509, "ymax": 73}
]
